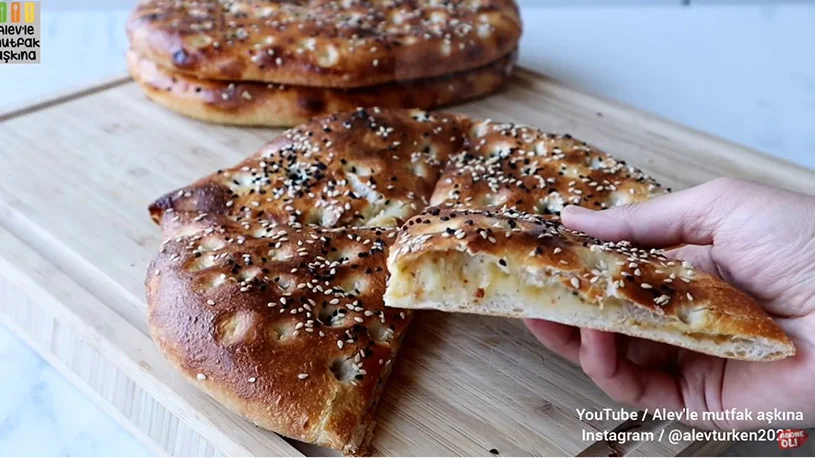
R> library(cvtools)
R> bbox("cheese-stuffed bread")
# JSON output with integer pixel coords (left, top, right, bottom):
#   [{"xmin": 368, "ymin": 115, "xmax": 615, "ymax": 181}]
[{"xmin": 385, "ymin": 207, "xmax": 795, "ymax": 361}]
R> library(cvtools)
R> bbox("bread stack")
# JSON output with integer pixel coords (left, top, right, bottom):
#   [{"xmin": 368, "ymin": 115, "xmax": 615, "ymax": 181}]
[{"xmin": 126, "ymin": 0, "xmax": 522, "ymax": 126}]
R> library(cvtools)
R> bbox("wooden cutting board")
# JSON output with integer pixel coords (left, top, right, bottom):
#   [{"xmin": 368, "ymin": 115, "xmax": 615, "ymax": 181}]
[{"xmin": 1, "ymin": 69, "xmax": 813, "ymax": 457}]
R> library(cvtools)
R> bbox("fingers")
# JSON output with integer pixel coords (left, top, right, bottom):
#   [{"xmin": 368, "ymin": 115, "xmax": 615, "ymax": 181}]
[
  {"xmin": 623, "ymin": 336, "xmax": 678, "ymax": 369},
  {"xmin": 579, "ymin": 329, "xmax": 684, "ymax": 411},
  {"xmin": 561, "ymin": 178, "xmax": 744, "ymax": 248},
  {"xmin": 528, "ymin": 323, "xmax": 688, "ymax": 412},
  {"xmin": 524, "ymin": 319, "xmax": 580, "ymax": 364}
]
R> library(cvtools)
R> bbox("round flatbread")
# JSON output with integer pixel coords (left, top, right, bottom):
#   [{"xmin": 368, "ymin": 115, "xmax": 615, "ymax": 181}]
[
  {"xmin": 128, "ymin": 49, "xmax": 516, "ymax": 126},
  {"xmin": 127, "ymin": 0, "xmax": 522, "ymax": 88}
]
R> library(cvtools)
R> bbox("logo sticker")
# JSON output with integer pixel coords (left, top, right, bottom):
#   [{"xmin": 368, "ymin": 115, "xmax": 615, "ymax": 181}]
[{"xmin": 0, "ymin": 1, "xmax": 40, "ymax": 63}]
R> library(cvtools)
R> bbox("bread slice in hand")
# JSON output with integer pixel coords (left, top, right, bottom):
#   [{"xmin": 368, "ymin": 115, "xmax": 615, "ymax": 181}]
[{"xmin": 384, "ymin": 207, "xmax": 795, "ymax": 361}]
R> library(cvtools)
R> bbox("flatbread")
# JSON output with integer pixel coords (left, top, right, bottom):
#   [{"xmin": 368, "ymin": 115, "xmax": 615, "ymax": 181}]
[
  {"xmin": 147, "ymin": 108, "xmax": 467, "ymax": 453},
  {"xmin": 147, "ymin": 109, "xmax": 795, "ymax": 458},
  {"xmin": 431, "ymin": 120, "xmax": 668, "ymax": 213},
  {"xmin": 127, "ymin": 49, "xmax": 516, "ymax": 126},
  {"xmin": 127, "ymin": 0, "xmax": 522, "ymax": 88},
  {"xmin": 149, "ymin": 108, "xmax": 471, "ymax": 227},
  {"xmin": 385, "ymin": 207, "xmax": 795, "ymax": 361},
  {"xmin": 148, "ymin": 213, "xmax": 408, "ymax": 454}
]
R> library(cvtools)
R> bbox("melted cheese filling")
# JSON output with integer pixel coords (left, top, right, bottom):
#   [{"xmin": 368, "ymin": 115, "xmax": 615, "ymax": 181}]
[{"xmin": 387, "ymin": 251, "xmax": 750, "ymax": 348}]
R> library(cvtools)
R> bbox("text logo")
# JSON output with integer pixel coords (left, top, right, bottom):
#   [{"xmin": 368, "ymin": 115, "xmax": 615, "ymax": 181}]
[
  {"xmin": 778, "ymin": 429, "xmax": 809, "ymax": 450},
  {"xmin": 0, "ymin": 1, "xmax": 40, "ymax": 63}
]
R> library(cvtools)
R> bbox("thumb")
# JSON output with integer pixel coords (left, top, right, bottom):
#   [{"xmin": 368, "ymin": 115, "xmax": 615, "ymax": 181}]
[{"xmin": 561, "ymin": 178, "xmax": 739, "ymax": 248}]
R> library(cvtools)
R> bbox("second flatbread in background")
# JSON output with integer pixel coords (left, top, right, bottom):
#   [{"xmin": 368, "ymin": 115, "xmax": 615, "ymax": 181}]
[
  {"xmin": 126, "ymin": 0, "xmax": 523, "ymax": 126},
  {"xmin": 128, "ymin": 49, "xmax": 516, "ymax": 127},
  {"xmin": 127, "ymin": 0, "xmax": 522, "ymax": 87}
]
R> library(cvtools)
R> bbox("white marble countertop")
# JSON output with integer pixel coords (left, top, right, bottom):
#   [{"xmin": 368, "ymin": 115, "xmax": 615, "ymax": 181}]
[{"xmin": 1, "ymin": 3, "xmax": 813, "ymax": 456}]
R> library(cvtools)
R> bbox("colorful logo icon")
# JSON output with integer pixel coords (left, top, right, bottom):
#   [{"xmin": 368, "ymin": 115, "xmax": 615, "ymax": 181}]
[
  {"xmin": 24, "ymin": 1, "xmax": 34, "ymax": 22},
  {"xmin": 0, "ymin": 2, "xmax": 36, "ymax": 23},
  {"xmin": 0, "ymin": 0, "xmax": 40, "ymax": 64},
  {"xmin": 10, "ymin": 2, "xmax": 20, "ymax": 23}
]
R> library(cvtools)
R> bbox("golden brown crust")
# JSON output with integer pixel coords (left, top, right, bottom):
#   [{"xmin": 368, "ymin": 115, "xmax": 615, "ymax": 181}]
[
  {"xmin": 146, "ymin": 109, "xmax": 466, "ymax": 452},
  {"xmin": 127, "ymin": 49, "xmax": 516, "ymax": 126},
  {"xmin": 431, "ymin": 121, "xmax": 667, "ymax": 214},
  {"xmin": 149, "ymin": 108, "xmax": 472, "ymax": 228},
  {"xmin": 147, "ymin": 213, "xmax": 410, "ymax": 453},
  {"xmin": 127, "ymin": 0, "xmax": 522, "ymax": 88},
  {"xmin": 386, "ymin": 207, "xmax": 795, "ymax": 361},
  {"xmin": 147, "ymin": 109, "xmax": 793, "ymax": 458}
]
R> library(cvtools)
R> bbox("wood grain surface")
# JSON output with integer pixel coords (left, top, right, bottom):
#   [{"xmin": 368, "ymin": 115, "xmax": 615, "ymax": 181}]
[{"xmin": 0, "ymin": 68, "xmax": 811, "ymax": 456}]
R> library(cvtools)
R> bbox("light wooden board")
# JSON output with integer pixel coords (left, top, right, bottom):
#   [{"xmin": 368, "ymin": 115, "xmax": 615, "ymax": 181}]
[{"xmin": 1, "ymin": 69, "xmax": 812, "ymax": 457}]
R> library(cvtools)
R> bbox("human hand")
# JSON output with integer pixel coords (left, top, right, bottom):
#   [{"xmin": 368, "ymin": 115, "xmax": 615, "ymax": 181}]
[{"xmin": 525, "ymin": 178, "xmax": 815, "ymax": 429}]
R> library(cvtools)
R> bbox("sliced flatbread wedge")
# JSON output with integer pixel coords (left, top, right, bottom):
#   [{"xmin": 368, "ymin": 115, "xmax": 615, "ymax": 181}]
[
  {"xmin": 150, "ymin": 108, "xmax": 471, "ymax": 227},
  {"xmin": 148, "ymin": 213, "xmax": 409, "ymax": 454},
  {"xmin": 431, "ymin": 121, "xmax": 668, "ymax": 213},
  {"xmin": 385, "ymin": 207, "xmax": 795, "ymax": 361},
  {"xmin": 146, "ymin": 108, "xmax": 467, "ymax": 454}
]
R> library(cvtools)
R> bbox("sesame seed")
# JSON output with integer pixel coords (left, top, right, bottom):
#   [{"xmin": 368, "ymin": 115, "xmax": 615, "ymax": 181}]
[
  {"xmin": 570, "ymin": 277, "xmax": 580, "ymax": 289},
  {"xmin": 298, "ymin": 373, "xmax": 309, "ymax": 380},
  {"xmin": 640, "ymin": 283, "xmax": 653, "ymax": 289},
  {"xmin": 248, "ymin": 377, "xmax": 257, "ymax": 383},
  {"xmin": 196, "ymin": 373, "xmax": 206, "ymax": 381}
]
